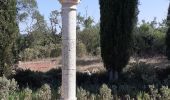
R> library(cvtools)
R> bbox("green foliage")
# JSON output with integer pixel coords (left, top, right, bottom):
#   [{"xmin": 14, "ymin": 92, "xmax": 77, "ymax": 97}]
[
  {"xmin": 77, "ymin": 25, "xmax": 100, "ymax": 55},
  {"xmin": 20, "ymin": 87, "xmax": 32, "ymax": 100},
  {"xmin": 20, "ymin": 44, "xmax": 61, "ymax": 61},
  {"xmin": 0, "ymin": 76, "xmax": 18, "ymax": 100},
  {"xmin": 17, "ymin": 0, "xmax": 38, "ymax": 22},
  {"xmin": 137, "ymin": 92, "xmax": 150, "ymax": 100},
  {"xmin": 84, "ymin": 16, "xmax": 94, "ymax": 29},
  {"xmin": 133, "ymin": 20, "xmax": 166, "ymax": 56},
  {"xmin": 166, "ymin": 3, "xmax": 170, "ymax": 60},
  {"xmin": 0, "ymin": 0, "xmax": 19, "ymax": 77},
  {"xmin": 160, "ymin": 86, "xmax": 170, "ymax": 99},
  {"xmin": 18, "ymin": 9, "xmax": 62, "ymax": 61},
  {"xmin": 10, "ymin": 63, "xmax": 170, "ymax": 100},
  {"xmin": 76, "ymin": 13, "xmax": 94, "ymax": 30},
  {"xmin": 77, "ymin": 87, "xmax": 90, "ymax": 100},
  {"xmin": 36, "ymin": 84, "xmax": 51, "ymax": 100},
  {"xmin": 148, "ymin": 85, "xmax": 159, "ymax": 99},
  {"xmin": 76, "ymin": 41, "xmax": 87, "ymax": 57},
  {"xmin": 98, "ymin": 84, "xmax": 113, "ymax": 100},
  {"xmin": 99, "ymin": 0, "xmax": 138, "ymax": 80},
  {"xmin": 126, "ymin": 62, "xmax": 158, "ymax": 84},
  {"xmin": 20, "ymin": 48, "xmax": 39, "ymax": 61},
  {"xmin": 50, "ymin": 45, "xmax": 61, "ymax": 58}
]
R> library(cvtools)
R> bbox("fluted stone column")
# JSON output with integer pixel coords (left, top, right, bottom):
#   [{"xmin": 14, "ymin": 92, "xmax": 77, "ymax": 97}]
[{"xmin": 59, "ymin": 0, "xmax": 79, "ymax": 100}]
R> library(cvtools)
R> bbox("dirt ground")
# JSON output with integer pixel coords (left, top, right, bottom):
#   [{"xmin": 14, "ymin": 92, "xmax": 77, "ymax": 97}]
[
  {"xmin": 17, "ymin": 56, "xmax": 170, "ymax": 73},
  {"xmin": 130, "ymin": 56, "xmax": 170, "ymax": 69}
]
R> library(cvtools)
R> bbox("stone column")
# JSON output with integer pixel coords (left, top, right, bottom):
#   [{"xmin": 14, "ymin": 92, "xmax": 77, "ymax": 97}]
[{"xmin": 59, "ymin": 0, "xmax": 79, "ymax": 100}]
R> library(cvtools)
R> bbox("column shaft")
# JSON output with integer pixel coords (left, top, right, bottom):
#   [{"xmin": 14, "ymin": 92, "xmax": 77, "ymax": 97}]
[{"xmin": 61, "ymin": 3, "xmax": 77, "ymax": 100}]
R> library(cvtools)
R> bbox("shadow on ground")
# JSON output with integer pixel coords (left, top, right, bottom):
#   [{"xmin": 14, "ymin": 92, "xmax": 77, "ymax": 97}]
[{"xmin": 12, "ymin": 58, "xmax": 170, "ymax": 98}]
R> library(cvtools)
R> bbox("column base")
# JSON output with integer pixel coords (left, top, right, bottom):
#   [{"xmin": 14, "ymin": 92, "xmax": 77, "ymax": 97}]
[{"xmin": 60, "ymin": 97, "xmax": 77, "ymax": 100}]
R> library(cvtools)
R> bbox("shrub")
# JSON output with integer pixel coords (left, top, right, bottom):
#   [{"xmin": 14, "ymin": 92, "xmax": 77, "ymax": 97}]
[
  {"xmin": 118, "ymin": 85, "xmax": 134, "ymax": 96},
  {"xmin": 36, "ymin": 84, "xmax": 51, "ymax": 100},
  {"xmin": 14, "ymin": 69, "xmax": 44, "ymax": 89},
  {"xmin": 0, "ymin": 76, "xmax": 10, "ymax": 100},
  {"xmin": 98, "ymin": 84, "xmax": 113, "ymax": 100},
  {"xmin": 148, "ymin": 85, "xmax": 159, "ymax": 100},
  {"xmin": 50, "ymin": 46, "xmax": 61, "ymax": 57},
  {"xmin": 124, "ymin": 62, "xmax": 158, "ymax": 84},
  {"xmin": 0, "ymin": 76, "xmax": 18, "ymax": 100},
  {"xmin": 20, "ymin": 48, "xmax": 39, "ymax": 61},
  {"xmin": 20, "ymin": 44, "xmax": 62, "ymax": 61},
  {"xmin": 133, "ymin": 21, "xmax": 166, "ymax": 56},
  {"xmin": 136, "ymin": 92, "xmax": 150, "ymax": 100},
  {"xmin": 77, "ymin": 25, "xmax": 100, "ymax": 55},
  {"xmin": 77, "ymin": 87, "xmax": 90, "ymax": 100},
  {"xmin": 9, "ymin": 78, "xmax": 18, "ymax": 95},
  {"xmin": 20, "ymin": 87, "xmax": 32, "ymax": 100},
  {"xmin": 76, "ymin": 41, "xmax": 87, "ymax": 57},
  {"xmin": 160, "ymin": 86, "xmax": 170, "ymax": 100}
]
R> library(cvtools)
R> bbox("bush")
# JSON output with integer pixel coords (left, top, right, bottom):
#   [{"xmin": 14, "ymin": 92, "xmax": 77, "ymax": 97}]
[
  {"xmin": 0, "ymin": 76, "xmax": 18, "ymax": 100},
  {"xmin": 136, "ymin": 92, "xmax": 150, "ymax": 100},
  {"xmin": 76, "ymin": 41, "xmax": 87, "ymax": 57},
  {"xmin": 77, "ymin": 87, "xmax": 90, "ymax": 100},
  {"xmin": 133, "ymin": 21, "xmax": 166, "ymax": 56},
  {"xmin": 160, "ymin": 86, "xmax": 170, "ymax": 100},
  {"xmin": 77, "ymin": 25, "xmax": 100, "ymax": 55},
  {"xmin": 98, "ymin": 84, "xmax": 113, "ymax": 100},
  {"xmin": 36, "ymin": 84, "xmax": 51, "ymax": 100},
  {"xmin": 50, "ymin": 46, "xmax": 61, "ymax": 57},
  {"xmin": 148, "ymin": 85, "xmax": 159, "ymax": 99},
  {"xmin": 20, "ymin": 87, "xmax": 32, "ymax": 100},
  {"xmin": 14, "ymin": 69, "xmax": 44, "ymax": 89},
  {"xmin": 20, "ymin": 48, "xmax": 39, "ymax": 61},
  {"xmin": 20, "ymin": 44, "xmax": 62, "ymax": 61},
  {"xmin": 124, "ymin": 62, "xmax": 158, "ymax": 84}
]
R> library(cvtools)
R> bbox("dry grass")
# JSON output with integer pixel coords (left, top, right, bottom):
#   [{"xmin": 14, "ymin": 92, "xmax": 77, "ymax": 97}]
[{"xmin": 17, "ymin": 56, "xmax": 170, "ymax": 73}]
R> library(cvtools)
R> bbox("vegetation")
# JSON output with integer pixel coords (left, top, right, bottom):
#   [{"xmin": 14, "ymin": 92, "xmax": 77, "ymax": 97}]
[
  {"xmin": 133, "ymin": 19, "xmax": 167, "ymax": 56},
  {"xmin": 166, "ymin": 3, "xmax": 170, "ymax": 60},
  {"xmin": 2, "ymin": 61, "xmax": 170, "ymax": 100},
  {"xmin": 99, "ymin": 0, "xmax": 138, "ymax": 81},
  {"xmin": 0, "ymin": 0, "xmax": 18, "ymax": 77},
  {"xmin": 77, "ymin": 24, "xmax": 100, "ymax": 56},
  {"xmin": 0, "ymin": 0, "xmax": 170, "ymax": 100}
]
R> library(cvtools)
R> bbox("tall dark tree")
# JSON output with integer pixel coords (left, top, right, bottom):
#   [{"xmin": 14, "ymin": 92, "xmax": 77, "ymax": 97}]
[
  {"xmin": 99, "ymin": 0, "xmax": 138, "ymax": 81},
  {"xmin": 0, "ymin": 0, "xmax": 18, "ymax": 77},
  {"xmin": 166, "ymin": 3, "xmax": 170, "ymax": 60}
]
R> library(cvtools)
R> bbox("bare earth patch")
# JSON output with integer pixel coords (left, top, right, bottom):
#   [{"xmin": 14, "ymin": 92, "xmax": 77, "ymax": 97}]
[{"xmin": 17, "ymin": 56, "xmax": 170, "ymax": 72}]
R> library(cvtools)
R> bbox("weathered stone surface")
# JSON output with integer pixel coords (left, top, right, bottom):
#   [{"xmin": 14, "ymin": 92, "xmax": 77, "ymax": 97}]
[{"xmin": 60, "ymin": 0, "xmax": 79, "ymax": 100}]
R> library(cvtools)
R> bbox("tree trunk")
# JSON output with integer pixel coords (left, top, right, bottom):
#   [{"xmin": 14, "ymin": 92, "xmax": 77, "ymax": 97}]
[{"xmin": 109, "ymin": 70, "xmax": 118, "ymax": 82}]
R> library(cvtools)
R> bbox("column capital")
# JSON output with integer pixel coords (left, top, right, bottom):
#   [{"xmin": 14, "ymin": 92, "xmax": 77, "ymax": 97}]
[{"xmin": 59, "ymin": 0, "xmax": 80, "ymax": 4}]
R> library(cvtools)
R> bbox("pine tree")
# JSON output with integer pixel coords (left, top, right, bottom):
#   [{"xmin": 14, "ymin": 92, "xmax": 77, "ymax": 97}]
[
  {"xmin": 166, "ymin": 3, "xmax": 170, "ymax": 60},
  {"xmin": 0, "ymin": 0, "xmax": 18, "ymax": 77},
  {"xmin": 99, "ymin": 0, "xmax": 138, "ymax": 81}
]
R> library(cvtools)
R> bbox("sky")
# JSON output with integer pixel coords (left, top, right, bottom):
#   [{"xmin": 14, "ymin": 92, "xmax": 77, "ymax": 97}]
[{"xmin": 36, "ymin": 0, "xmax": 169, "ymax": 24}]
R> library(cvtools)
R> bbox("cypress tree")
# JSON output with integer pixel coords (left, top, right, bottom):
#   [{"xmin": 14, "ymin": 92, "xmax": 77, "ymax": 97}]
[
  {"xmin": 99, "ymin": 0, "xmax": 138, "ymax": 81},
  {"xmin": 0, "ymin": 0, "xmax": 18, "ymax": 77},
  {"xmin": 166, "ymin": 3, "xmax": 170, "ymax": 60}
]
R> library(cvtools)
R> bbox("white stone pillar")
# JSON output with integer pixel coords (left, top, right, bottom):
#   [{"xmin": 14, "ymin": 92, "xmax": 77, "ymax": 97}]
[{"xmin": 59, "ymin": 0, "xmax": 79, "ymax": 100}]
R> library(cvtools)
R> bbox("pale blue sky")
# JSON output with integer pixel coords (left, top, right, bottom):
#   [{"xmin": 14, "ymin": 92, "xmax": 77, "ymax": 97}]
[{"xmin": 36, "ymin": 0, "xmax": 169, "ymax": 24}]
